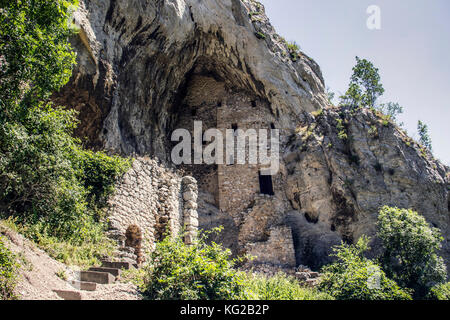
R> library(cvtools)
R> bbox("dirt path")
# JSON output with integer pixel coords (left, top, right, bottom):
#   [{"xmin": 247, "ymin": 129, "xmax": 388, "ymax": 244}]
[{"xmin": 1, "ymin": 224, "xmax": 142, "ymax": 300}]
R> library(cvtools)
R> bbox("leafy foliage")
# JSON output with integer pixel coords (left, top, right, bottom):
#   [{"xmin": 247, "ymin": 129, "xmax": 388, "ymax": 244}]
[
  {"xmin": 0, "ymin": 0, "xmax": 130, "ymax": 267},
  {"xmin": 319, "ymin": 236, "xmax": 412, "ymax": 300},
  {"xmin": 0, "ymin": 236, "xmax": 19, "ymax": 300},
  {"xmin": 417, "ymin": 120, "xmax": 433, "ymax": 152},
  {"xmin": 326, "ymin": 87, "xmax": 335, "ymax": 105},
  {"xmin": 340, "ymin": 57, "xmax": 384, "ymax": 109},
  {"xmin": 139, "ymin": 229, "xmax": 334, "ymax": 300},
  {"xmin": 378, "ymin": 102, "xmax": 403, "ymax": 124},
  {"xmin": 377, "ymin": 206, "xmax": 447, "ymax": 298},
  {"xmin": 242, "ymin": 272, "xmax": 333, "ymax": 300},
  {"xmin": 428, "ymin": 282, "xmax": 450, "ymax": 300},
  {"xmin": 140, "ymin": 229, "xmax": 246, "ymax": 300},
  {"xmin": 0, "ymin": 0, "xmax": 78, "ymax": 115},
  {"xmin": 287, "ymin": 41, "xmax": 301, "ymax": 62}
]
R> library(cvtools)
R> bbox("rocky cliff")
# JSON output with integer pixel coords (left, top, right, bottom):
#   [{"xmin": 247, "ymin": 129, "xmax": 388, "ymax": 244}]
[{"xmin": 55, "ymin": 0, "xmax": 450, "ymax": 270}]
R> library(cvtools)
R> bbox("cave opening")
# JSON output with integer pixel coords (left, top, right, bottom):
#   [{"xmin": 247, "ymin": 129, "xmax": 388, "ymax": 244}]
[{"xmin": 165, "ymin": 54, "xmax": 276, "ymax": 256}]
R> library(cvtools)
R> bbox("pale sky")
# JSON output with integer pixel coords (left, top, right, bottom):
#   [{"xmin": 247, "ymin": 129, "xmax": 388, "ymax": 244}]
[{"xmin": 260, "ymin": 0, "xmax": 450, "ymax": 165}]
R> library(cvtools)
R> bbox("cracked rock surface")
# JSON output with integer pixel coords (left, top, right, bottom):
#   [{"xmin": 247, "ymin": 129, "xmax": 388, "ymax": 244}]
[{"xmin": 55, "ymin": 0, "xmax": 449, "ymax": 270}]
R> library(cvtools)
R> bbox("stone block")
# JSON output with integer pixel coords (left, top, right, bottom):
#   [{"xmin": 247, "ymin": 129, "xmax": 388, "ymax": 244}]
[
  {"xmin": 184, "ymin": 209, "xmax": 198, "ymax": 219},
  {"xmin": 184, "ymin": 234, "xmax": 196, "ymax": 245},
  {"xmin": 80, "ymin": 271, "xmax": 115, "ymax": 284},
  {"xmin": 88, "ymin": 267, "xmax": 122, "ymax": 277},
  {"xmin": 101, "ymin": 260, "xmax": 133, "ymax": 270},
  {"xmin": 183, "ymin": 190, "xmax": 197, "ymax": 201},
  {"xmin": 184, "ymin": 200, "xmax": 197, "ymax": 210},
  {"xmin": 70, "ymin": 280, "xmax": 97, "ymax": 291},
  {"xmin": 53, "ymin": 290, "xmax": 82, "ymax": 300},
  {"xmin": 184, "ymin": 216, "xmax": 198, "ymax": 227}
]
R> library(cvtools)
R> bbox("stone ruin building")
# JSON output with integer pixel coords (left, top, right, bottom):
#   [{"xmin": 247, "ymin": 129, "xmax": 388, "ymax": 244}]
[{"xmin": 54, "ymin": 0, "xmax": 450, "ymax": 271}]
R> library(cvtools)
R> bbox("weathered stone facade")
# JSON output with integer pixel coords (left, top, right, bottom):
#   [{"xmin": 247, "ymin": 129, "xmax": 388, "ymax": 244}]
[
  {"xmin": 246, "ymin": 225, "xmax": 296, "ymax": 268},
  {"xmin": 56, "ymin": 0, "xmax": 450, "ymax": 272},
  {"xmin": 106, "ymin": 157, "xmax": 199, "ymax": 259}
]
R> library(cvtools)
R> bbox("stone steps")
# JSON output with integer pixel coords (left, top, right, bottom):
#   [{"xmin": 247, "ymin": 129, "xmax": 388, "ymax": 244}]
[
  {"xmin": 70, "ymin": 280, "xmax": 97, "ymax": 291},
  {"xmin": 101, "ymin": 260, "xmax": 133, "ymax": 270},
  {"xmin": 80, "ymin": 270, "xmax": 115, "ymax": 284},
  {"xmin": 88, "ymin": 266, "xmax": 121, "ymax": 278},
  {"xmin": 53, "ymin": 289, "xmax": 82, "ymax": 300},
  {"xmin": 52, "ymin": 258, "xmax": 133, "ymax": 299}
]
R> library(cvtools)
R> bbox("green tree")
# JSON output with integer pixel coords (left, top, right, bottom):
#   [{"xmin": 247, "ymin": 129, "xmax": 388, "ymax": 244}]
[
  {"xmin": 0, "ymin": 0, "xmax": 129, "ymax": 266},
  {"xmin": 340, "ymin": 57, "xmax": 385, "ymax": 109},
  {"xmin": 377, "ymin": 206, "xmax": 447, "ymax": 298},
  {"xmin": 378, "ymin": 102, "xmax": 403, "ymax": 124},
  {"xmin": 0, "ymin": 0, "xmax": 77, "ymax": 116},
  {"xmin": 318, "ymin": 236, "xmax": 412, "ymax": 300},
  {"xmin": 417, "ymin": 120, "xmax": 433, "ymax": 151},
  {"xmin": 326, "ymin": 87, "xmax": 335, "ymax": 105}
]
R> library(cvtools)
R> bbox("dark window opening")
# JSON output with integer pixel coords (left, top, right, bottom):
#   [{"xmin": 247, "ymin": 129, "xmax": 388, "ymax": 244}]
[
  {"xmin": 251, "ymin": 100, "xmax": 257, "ymax": 108},
  {"xmin": 304, "ymin": 212, "xmax": 318, "ymax": 224},
  {"xmin": 259, "ymin": 171, "xmax": 274, "ymax": 195},
  {"xmin": 217, "ymin": 101, "xmax": 222, "ymax": 107},
  {"xmin": 191, "ymin": 108, "xmax": 197, "ymax": 116},
  {"xmin": 270, "ymin": 123, "xmax": 276, "ymax": 129},
  {"xmin": 231, "ymin": 123, "xmax": 238, "ymax": 131}
]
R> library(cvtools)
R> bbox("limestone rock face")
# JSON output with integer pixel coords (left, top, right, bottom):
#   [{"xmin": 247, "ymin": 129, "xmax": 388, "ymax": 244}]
[
  {"xmin": 284, "ymin": 107, "xmax": 449, "ymax": 268},
  {"xmin": 54, "ymin": 0, "xmax": 327, "ymax": 157},
  {"xmin": 57, "ymin": 0, "xmax": 450, "ymax": 270}
]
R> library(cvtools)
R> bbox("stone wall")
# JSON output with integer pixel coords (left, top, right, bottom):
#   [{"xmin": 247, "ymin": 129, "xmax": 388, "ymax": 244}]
[
  {"xmin": 217, "ymin": 92, "xmax": 280, "ymax": 219},
  {"xmin": 245, "ymin": 226, "xmax": 296, "ymax": 268},
  {"xmin": 106, "ymin": 157, "xmax": 199, "ymax": 256}
]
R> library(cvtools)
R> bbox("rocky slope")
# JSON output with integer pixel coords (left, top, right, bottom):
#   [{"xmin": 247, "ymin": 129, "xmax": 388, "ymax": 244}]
[{"xmin": 55, "ymin": 0, "xmax": 449, "ymax": 270}]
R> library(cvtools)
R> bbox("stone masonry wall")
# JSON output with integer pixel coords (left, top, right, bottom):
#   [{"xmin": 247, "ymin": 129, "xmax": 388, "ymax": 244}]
[
  {"xmin": 245, "ymin": 225, "xmax": 296, "ymax": 268},
  {"xmin": 107, "ymin": 157, "xmax": 199, "ymax": 256}
]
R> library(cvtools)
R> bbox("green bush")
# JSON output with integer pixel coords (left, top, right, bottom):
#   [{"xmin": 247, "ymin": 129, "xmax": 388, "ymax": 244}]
[
  {"xmin": 140, "ymin": 229, "xmax": 246, "ymax": 300},
  {"xmin": 242, "ymin": 272, "xmax": 333, "ymax": 300},
  {"xmin": 139, "ymin": 229, "xmax": 333, "ymax": 300},
  {"xmin": 287, "ymin": 41, "xmax": 301, "ymax": 61},
  {"xmin": 77, "ymin": 150, "xmax": 131, "ymax": 210},
  {"xmin": 428, "ymin": 282, "xmax": 450, "ymax": 300},
  {"xmin": 377, "ymin": 206, "xmax": 447, "ymax": 298},
  {"xmin": 0, "ymin": 236, "xmax": 19, "ymax": 300},
  {"xmin": 319, "ymin": 236, "xmax": 412, "ymax": 300},
  {"xmin": 0, "ymin": 103, "xmax": 129, "ymax": 255}
]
